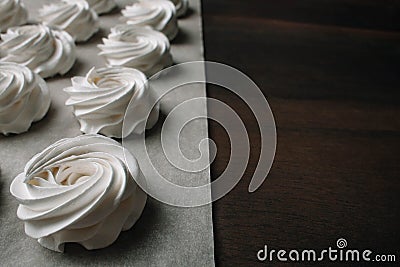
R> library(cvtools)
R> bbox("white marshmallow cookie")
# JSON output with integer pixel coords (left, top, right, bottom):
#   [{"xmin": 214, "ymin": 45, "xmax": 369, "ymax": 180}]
[
  {"xmin": 85, "ymin": 0, "xmax": 116, "ymax": 15},
  {"xmin": 121, "ymin": 0, "xmax": 178, "ymax": 41},
  {"xmin": 10, "ymin": 134, "xmax": 147, "ymax": 252},
  {"xmin": 64, "ymin": 66, "xmax": 159, "ymax": 138},
  {"xmin": 0, "ymin": 62, "xmax": 50, "ymax": 135},
  {"xmin": 39, "ymin": 0, "xmax": 100, "ymax": 42},
  {"xmin": 0, "ymin": 0, "xmax": 28, "ymax": 33},
  {"xmin": 0, "ymin": 24, "xmax": 76, "ymax": 78},
  {"xmin": 170, "ymin": 0, "xmax": 188, "ymax": 18},
  {"xmin": 98, "ymin": 25, "xmax": 173, "ymax": 77}
]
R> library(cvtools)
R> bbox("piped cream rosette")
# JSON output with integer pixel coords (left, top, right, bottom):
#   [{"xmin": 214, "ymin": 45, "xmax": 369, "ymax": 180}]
[
  {"xmin": 0, "ymin": 24, "xmax": 76, "ymax": 78},
  {"xmin": 0, "ymin": 62, "xmax": 50, "ymax": 135},
  {"xmin": 64, "ymin": 66, "xmax": 159, "ymax": 138},
  {"xmin": 98, "ymin": 24, "xmax": 173, "ymax": 77},
  {"xmin": 39, "ymin": 0, "xmax": 100, "ymax": 42},
  {"xmin": 121, "ymin": 0, "xmax": 178, "ymax": 41},
  {"xmin": 10, "ymin": 134, "xmax": 147, "ymax": 252}
]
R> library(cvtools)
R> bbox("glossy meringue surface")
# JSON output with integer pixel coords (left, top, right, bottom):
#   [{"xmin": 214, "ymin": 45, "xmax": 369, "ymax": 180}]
[
  {"xmin": 10, "ymin": 134, "xmax": 147, "ymax": 252},
  {"xmin": 64, "ymin": 66, "xmax": 159, "ymax": 138},
  {"xmin": 121, "ymin": 0, "xmax": 178, "ymax": 41},
  {"xmin": 98, "ymin": 25, "xmax": 173, "ymax": 77},
  {"xmin": 0, "ymin": 0, "xmax": 28, "ymax": 33},
  {"xmin": 0, "ymin": 24, "xmax": 76, "ymax": 78},
  {"xmin": 39, "ymin": 0, "xmax": 100, "ymax": 42},
  {"xmin": 0, "ymin": 62, "xmax": 51, "ymax": 135}
]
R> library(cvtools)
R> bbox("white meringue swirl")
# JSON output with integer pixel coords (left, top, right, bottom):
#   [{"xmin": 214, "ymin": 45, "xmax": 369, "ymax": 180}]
[
  {"xmin": 10, "ymin": 134, "xmax": 147, "ymax": 252},
  {"xmin": 170, "ymin": 0, "xmax": 188, "ymax": 17},
  {"xmin": 64, "ymin": 66, "xmax": 159, "ymax": 138},
  {"xmin": 0, "ymin": 0, "xmax": 28, "ymax": 33},
  {"xmin": 0, "ymin": 62, "xmax": 50, "ymax": 135},
  {"xmin": 98, "ymin": 25, "xmax": 173, "ymax": 77},
  {"xmin": 85, "ymin": 0, "xmax": 116, "ymax": 15},
  {"xmin": 0, "ymin": 24, "xmax": 76, "ymax": 78},
  {"xmin": 39, "ymin": 0, "xmax": 100, "ymax": 42},
  {"xmin": 121, "ymin": 0, "xmax": 178, "ymax": 41}
]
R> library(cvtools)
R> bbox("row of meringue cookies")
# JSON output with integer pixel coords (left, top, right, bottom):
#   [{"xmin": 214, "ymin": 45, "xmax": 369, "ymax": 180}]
[
  {"xmin": 0, "ymin": 0, "xmax": 116, "ymax": 33},
  {"xmin": 0, "ymin": 0, "xmax": 106, "ymax": 80},
  {"xmin": 69, "ymin": 0, "xmax": 191, "ymax": 136},
  {"xmin": 0, "ymin": 62, "xmax": 153, "ymax": 252},
  {"xmin": 0, "ymin": 0, "xmax": 189, "ymax": 135},
  {"xmin": 0, "ymin": 0, "xmax": 190, "ymax": 134},
  {"xmin": 2, "ymin": 0, "xmax": 191, "ymax": 254},
  {"xmin": 0, "ymin": 2, "xmax": 153, "ymax": 254},
  {"xmin": 1, "ymin": 62, "xmax": 147, "ymax": 253},
  {"xmin": 0, "ymin": 0, "xmax": 189, "ymax": 79},
  {"xmin": 0, "ymin": 60, "xmax": 159, "ymax": 138},
  {"xmin": 0, "ymin": 0, "xmax": 188, "ymax": 35}
]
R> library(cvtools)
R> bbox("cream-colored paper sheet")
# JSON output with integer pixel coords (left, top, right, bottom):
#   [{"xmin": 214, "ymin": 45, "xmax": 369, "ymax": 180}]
[{"xmin": 0, "ymin": 0, "xmax": 214, "ymax": 265}]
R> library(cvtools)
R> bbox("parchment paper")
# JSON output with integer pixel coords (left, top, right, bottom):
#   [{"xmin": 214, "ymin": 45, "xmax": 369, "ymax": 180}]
[{"xmin": 0, "ymin": 0, "xmax": 215, "ymax": 266}]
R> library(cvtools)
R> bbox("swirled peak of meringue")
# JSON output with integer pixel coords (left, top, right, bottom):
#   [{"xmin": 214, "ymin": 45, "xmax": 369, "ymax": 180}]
[
  {"xmin": 85, "ymin": 0, "xmax": 116, "ymax": 15},
  {"xmin": 170, "ymin": 0, "xmax": 188, "ymax": 17},
  {"xmin": 121, "ymin": 0, "xmax": 178, "ymax": 41},
  {"xmin": 0, "ymin": 62, "xmax": 50, "ymax": 135},
  {"xmin": 98, "ymin": 25, "xmax": 173, "ymax": 77},
  {"xmin": 10, "ymin": 134, "xmax": 147, "ymax": 252},
  {"xmin": 0, "ymin": 0, "xmax": 28, "ymax": 33},
  {"xmin": 0, "ymin": 24, "xmax": 76, "ymax": 78},
  {"xmin": 39, "ymin": 0, "xmax": 100, "ymax": 42},
  {"xmin": 64, "ymin": 66, "xmax": 159, "ymax": 138}
]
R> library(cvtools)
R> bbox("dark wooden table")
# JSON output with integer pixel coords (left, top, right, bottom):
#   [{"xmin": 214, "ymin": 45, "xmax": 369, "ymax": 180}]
[{"xmin": 202, "ymin": 1, "xmax": 400, "ymax": 265}]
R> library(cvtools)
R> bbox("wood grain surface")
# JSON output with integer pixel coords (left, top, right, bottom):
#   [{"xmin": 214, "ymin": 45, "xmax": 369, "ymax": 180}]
[{"xmin": 202, "ymin": 0, "xmax": 400, "ymax": 265}]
